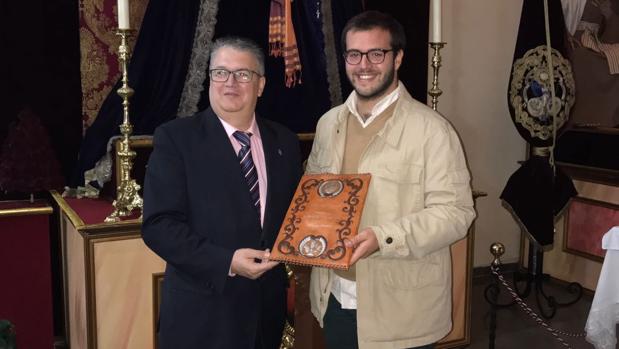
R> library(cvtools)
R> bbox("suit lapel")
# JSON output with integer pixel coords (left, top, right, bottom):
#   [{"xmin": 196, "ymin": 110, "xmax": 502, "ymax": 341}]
[
  {"xmin": 257, "ymin": 117, "xmax": 283, "ymax": 236},
  {"xmin": 201, "ymin": 107, "xmax": 236, "ymax": 162},
  {"xmin": 200, "ymin": 108, "xmax": 259, "ymax": 220}
]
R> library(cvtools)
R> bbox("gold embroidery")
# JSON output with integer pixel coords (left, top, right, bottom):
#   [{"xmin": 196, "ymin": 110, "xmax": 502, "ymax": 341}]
[
  {"xmin": 80, "ymin": 28, "xmax": 114, "ymax": 127},
  {"xmin": 509, "ymin": 46, "xmax": 575, "ymax": 140},
  {"xmin": 79, "ymin": 0, "xmax": 149, "ymax": 128}
]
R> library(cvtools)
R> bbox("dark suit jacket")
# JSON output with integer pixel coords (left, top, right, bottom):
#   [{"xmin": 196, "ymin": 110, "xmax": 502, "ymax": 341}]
[{"xmin": 142, "ymin": 107, "xmax": 302, "ymax": 349}]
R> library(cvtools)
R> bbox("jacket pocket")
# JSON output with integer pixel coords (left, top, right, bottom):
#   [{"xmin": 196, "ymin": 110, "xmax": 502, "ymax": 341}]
[
  {"xmin": 448, "ymin": 168, "xmax": 473, "ymax": 205},
  {"xmin": 370, "ymin": 163, "xmax": 424, "ymax": 216},
  {"xmin": 164, "ymin": 269, "xmax": 215, "ymax": 297},
  {"xmin": 306, "ymin": 148, "xmax": 334, "ymax": 174},
  {"xmin": 372, "ymin": 163, "xmax": 423, "ymax": 184},
  {"xmin": 449, "ymin": 168, "xmax": 470, "ymax": 183},
  {"xmin": 377, "ymin": 257, "xmax": 441, "ymax": 290}
]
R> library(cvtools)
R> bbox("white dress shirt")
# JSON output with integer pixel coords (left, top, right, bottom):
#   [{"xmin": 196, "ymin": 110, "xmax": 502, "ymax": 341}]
[
  {"xmin": 218, "ymin": 115, "xmax": 267, "ymax": 225},
  {"xmin": 585, "ymin": 226, "xmax": 619, "ymax": 349},
  {"xmin": 331, "ymin": 82, "xmax": 402, "ymax": 309},
  {"xmin": 344, "ymin": 82, "xmax": 402, "ymax": 128},
  {"xmin": 219, "ymin": 115, "xmax": 268, "ymax": 278}
]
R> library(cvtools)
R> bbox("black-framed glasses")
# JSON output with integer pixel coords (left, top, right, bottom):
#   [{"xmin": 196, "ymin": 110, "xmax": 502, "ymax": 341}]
[
  {"xmin": 343, "ymin": 49, "xmax": 393, "ymax": 65},
  {"xmin": 209, "ymin": 69, "xmax": 262, "ymax": 83}
]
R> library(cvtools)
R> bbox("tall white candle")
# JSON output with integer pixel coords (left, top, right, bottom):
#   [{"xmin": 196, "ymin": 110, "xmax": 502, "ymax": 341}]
[
  {"xmin": 117, "ymin": 0, "xmax": 130, "ymax": 29},
  {"xmin": 430, "ymin": 0, "xmax": 442, "ymax": 42}
]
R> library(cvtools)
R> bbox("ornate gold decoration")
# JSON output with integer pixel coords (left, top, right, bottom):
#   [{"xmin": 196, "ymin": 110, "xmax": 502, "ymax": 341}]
[
  {"xmin": 79, "ymin": 0, "xmax": 121, "ymax": 127},
  {"xmin": 280, "ymin": 264, "xmax": 295, "ymax": 349},
  {"xmin": 532, "ymin": 146, "xmax": 551, "ymax": 157},
  {"xmin": 509, "ymin": 46, "xmax": 575, "ymax": 140},
  {"xmin": 279, "ymin": 320, "xmax": 295, "ymax": 349},
  {"xmin": 0, "ymin": 203, "xmax": 53, "ymax": 218},
  {"xmin": 78, "ymin": 0, "xmax": 148, "ymax": 127},
  {"xmin": 428, "ymin": 42, "xmax": 445, "ymax": 111},
  {"xmin": 80, "ymin": 28, "xmax": 114, "ymax": 127},
  {"xmin": 105, "ymin": 29, "xmax": 143, "ymax": 223}
]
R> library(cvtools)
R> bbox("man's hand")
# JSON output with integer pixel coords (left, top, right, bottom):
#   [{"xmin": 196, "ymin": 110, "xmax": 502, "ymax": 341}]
[
  {"xmin": 230, "ymin": 248, "xmax": 279, "ymax": 280},
  {"xmin": 345, "ymin": 228, "xmax": 379, "ymax": 265}
]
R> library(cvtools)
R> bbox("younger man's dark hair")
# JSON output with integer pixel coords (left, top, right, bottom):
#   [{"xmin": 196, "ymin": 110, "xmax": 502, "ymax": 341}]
[{"xmin": 341, "ymin": 11, "xmax": 406, "ymax": 52}]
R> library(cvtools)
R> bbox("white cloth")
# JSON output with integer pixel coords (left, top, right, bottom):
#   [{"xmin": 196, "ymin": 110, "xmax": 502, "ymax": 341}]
[
  {"xmin": 344, "ymin": 82, "xmax": 401, "ymax": 128},
  {"xmin": 332, "ymin": 82, "xmax": 402, "ymax": 309},
  {"xmin": 585, "ymin": 226, "xmax": 619, "ymax": 349},
  {"xmin": 331, "ymin": 274, "xmax": 358, "ymax": 309},
  {"xmin": 561, "ymin": 0, "xmax": 587, "ymax": 35}
]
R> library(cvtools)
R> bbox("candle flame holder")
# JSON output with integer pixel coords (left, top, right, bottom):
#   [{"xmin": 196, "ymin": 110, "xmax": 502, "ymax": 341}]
[
  {"xmin": 428, "ymin": 42, "xmax": 446, "ymax": 111},
  {"xmin": 105, "ymin": 29, "xmax": 143, "ymax": 223}
]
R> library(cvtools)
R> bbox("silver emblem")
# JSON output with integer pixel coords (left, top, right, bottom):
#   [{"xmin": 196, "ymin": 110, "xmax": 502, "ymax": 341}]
[
  {"xmin": 298, "ymin": 235, "xmax": 327, "ymax": 258},
  {"xmin": 318, "ymin": 179, "xmax": 344, "ymax": 198}
]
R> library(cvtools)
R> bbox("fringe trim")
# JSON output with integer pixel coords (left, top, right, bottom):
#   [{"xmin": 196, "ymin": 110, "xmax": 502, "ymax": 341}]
[
  {"xmin": 269, "ymin": 42, "xmax": 284, "ymax": 57},
  {"xmin": 501, "ymin": 199, "xmax": 553, "ymax": 250},
  {"xmin": 268, "ymin": 0, "xmax": 302, "ymax": 88},
  {"xmin": 285, "ymin": 70, "xmax": 302, "ymax": 88},
  {"xmin": 176, "ymin": 0, "xmax": 220, "ymax": 118},
  {"xmin": 320, "ymin": 0, "xmax": 343, "ymax": 106}
]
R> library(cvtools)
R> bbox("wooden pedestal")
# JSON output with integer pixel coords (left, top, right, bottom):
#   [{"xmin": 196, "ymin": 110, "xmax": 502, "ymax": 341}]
[
  {"xmin": 52, "ymin": 192, "xmax": 164, "ymax": 349},
  {"xmin": 52, "ymin": 186, "xmax": 480, "ymax": 349}
]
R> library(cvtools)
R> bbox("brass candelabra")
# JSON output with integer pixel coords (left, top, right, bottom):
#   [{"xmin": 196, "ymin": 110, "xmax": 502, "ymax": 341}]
[
  {"xmin": 105, "ymin": 29, "xmax": 143, "ymax": 223},
  {"xmin": 428, "ymin": 42, "xmax": 446, "ymax": 111}
]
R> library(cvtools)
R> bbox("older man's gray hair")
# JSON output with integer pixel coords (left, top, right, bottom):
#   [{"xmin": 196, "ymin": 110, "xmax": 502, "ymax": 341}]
[{"xmin": 210, "ymin": 36, "xmax": 265, "ymax": 75}]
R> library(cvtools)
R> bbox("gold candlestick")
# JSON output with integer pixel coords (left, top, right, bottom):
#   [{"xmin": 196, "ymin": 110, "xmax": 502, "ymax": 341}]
[
  {"xmin": 105, "ymin": 29, "xmax": 143, "ymax": 223},
  {"xmin": 428, "ymin": 42, "xmax": 446, "ymax": 111}
]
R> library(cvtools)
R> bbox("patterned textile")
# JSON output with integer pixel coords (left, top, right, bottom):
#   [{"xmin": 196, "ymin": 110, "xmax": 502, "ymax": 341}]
[
  {"xmin": 501, "ymin": 0, "xmax": 577, "ymax": 246},
  {"xmin": 269, "ymin": 0, "xmax": 302, "ymax": 87},
  {"xmin": 233, "ymin": 131, "xmax": 260, "ymax": 213},
  {"xmin": 78, "ymin": 0, "xmax": 149, "ymax": 130},
  {"xmin": 320, "ymin": 0, "xmax": 343, "ymax": 106},
  {"xmin": 176, "ymin": 0, "xmax": 220, "ymax": 117},
  {"xmin": 71, "ymin": 0, "xmax": 202, "ymax": 188},
  {"xmin": 580, "ymin": 29, "xmax": 619, "ymax": 74},
  {"xmin": 567, "ymin": 0, "xmax": 619, "ymax": 127}
]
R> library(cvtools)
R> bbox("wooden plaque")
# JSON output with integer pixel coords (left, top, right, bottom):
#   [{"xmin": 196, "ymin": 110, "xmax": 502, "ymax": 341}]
[{"xmin": 270, "ymin": 173, "xmax": 371, "ymax": 270}]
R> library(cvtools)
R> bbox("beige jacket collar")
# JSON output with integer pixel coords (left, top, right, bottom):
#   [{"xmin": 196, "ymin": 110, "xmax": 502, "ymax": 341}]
[{"xmin": 335, "ymin": 84, "xmax": 414, "ymax": 150}]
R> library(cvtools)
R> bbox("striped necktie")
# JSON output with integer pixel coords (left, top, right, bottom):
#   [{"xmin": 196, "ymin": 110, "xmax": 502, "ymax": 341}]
[{"xmin": 233, "ymin": 131, "xmax": 260, "ymax": 214}]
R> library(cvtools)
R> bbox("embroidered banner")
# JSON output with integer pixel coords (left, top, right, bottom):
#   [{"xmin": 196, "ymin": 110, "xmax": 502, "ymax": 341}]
[{"xmin": 78, "ymin": 0, "xmax": 148, "ymax": 130}]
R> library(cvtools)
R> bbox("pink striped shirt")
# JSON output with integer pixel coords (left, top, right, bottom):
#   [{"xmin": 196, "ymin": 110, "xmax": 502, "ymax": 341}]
[{"xmin": 218, "ymin": 116, "xmax": 268, "ymax": 226}]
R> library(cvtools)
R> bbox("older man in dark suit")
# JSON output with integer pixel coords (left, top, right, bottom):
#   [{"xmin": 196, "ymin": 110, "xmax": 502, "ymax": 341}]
[{"xmin": 142, "ymin": 36, "xmax": 302, "ymax": 349}]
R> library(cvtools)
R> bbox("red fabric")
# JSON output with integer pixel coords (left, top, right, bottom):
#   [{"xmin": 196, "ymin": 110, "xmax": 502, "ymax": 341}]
[
  {"xmin": 566, "ymin": 199, "xmax": 619, "ymax": 258},
  {"xmin": 0, "ymin": 210, "xmax": 53, "ymax": 349},
  {"xmin": 0, "ymin": 200, "xmax": 49, "ymax": 211},
  {"xmin": 64, "ymin": 197, "xmax": 140, "ymax": 225},
  {"xmin": 78, "ymin": 0, "xmax": 149, "ymax": 128},
  {"xmin": 287, "ymin": 277, "xmax": 295, "ymax": 319}
]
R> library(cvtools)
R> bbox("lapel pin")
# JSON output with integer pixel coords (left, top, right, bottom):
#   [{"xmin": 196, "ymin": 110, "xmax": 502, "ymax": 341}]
[{"xmin": 278, "ymin": 149, "xmax": 283, "ymax": 156}]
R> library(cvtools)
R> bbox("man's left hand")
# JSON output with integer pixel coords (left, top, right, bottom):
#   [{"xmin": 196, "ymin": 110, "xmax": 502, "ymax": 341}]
[{"xmin": 345, "ymin": 228, "xmax": 379, "ymax": 265}]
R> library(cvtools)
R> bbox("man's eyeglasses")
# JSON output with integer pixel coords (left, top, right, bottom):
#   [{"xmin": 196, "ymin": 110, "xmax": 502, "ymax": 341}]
[
  {"xmin": 343, "ymin": 49, "xmax": 393, "ymax": 65},
  {"xmin": 209, "ymin": 69, "xmax": 262, "ymax": 83}
]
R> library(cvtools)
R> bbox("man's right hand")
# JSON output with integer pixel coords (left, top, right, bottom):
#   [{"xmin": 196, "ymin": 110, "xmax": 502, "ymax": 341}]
[{"xmin": 230, "ymin": 248, "xmax": 279, "ymax": 280}]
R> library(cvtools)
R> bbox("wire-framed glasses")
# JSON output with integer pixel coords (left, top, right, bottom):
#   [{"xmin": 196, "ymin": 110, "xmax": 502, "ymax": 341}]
[
  {"xmin": 343, "ymin": 49, "xmax": 393, "ymax": 65},
  {"xmin": 209, "ymin": 69, "xmax": 262, "ymax": 83}
]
